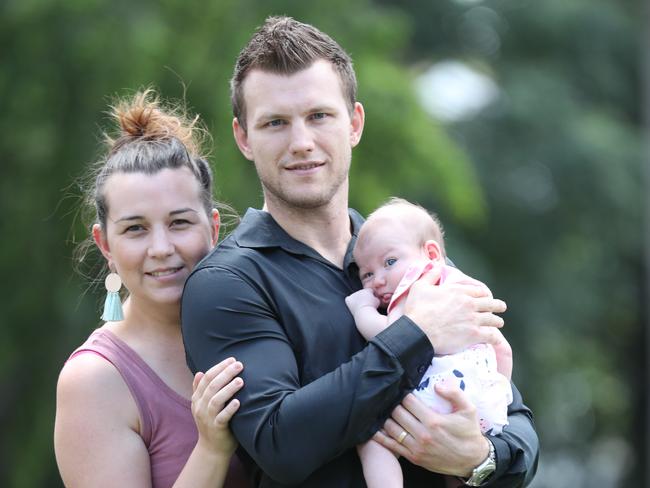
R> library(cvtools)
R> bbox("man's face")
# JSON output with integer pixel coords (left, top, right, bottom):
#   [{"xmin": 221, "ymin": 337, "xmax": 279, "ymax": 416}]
[{"xmin": 233, "ymin": 59, "xmax": 364, "ymax": 211}]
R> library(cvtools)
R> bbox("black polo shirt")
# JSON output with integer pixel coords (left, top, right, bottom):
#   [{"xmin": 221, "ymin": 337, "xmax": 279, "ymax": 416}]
[{"xmin": 181, "ymin": 208, "xmax": 538, "ymax": 487}]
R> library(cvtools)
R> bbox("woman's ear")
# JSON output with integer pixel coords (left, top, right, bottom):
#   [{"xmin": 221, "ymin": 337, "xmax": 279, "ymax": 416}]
[
  {"xmin": 92, "ymin": 224, "xmax": 112, "ymax": 263},
  {"xmin": 424, "ymin": 240, "xmax": 443, "ymax": 261},
  {"xmin": 210, "ymin": 209, "xmax": 220, "ymax": 246}
]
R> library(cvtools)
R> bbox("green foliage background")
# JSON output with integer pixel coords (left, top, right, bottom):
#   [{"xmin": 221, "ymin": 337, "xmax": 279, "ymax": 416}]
[{"xmin": 0, "ymin": 1, "xmax": 643, "ymax": 487}]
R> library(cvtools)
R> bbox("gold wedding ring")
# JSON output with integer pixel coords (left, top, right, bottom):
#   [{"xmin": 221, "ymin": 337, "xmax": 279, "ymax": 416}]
[{"xmin": 397, "ymin": 430, "xmax": 408, "ymax": 444}]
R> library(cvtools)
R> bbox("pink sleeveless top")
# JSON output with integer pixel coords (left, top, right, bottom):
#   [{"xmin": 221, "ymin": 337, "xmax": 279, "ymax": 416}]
[{"xmin": 69, "ymin": 329, "xmax": 249, "ymax": 488}]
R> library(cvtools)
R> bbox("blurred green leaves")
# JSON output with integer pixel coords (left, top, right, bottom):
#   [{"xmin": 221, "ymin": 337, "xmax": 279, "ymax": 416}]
[{"xmin": 0, "ymin": 0, "xmax": 643, "ymax": 487}]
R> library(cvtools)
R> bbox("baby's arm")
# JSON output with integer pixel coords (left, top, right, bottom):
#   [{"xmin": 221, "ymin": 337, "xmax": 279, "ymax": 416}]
[
  {"xmin": 345, "ymin": 289, "xmax": 389, "ymax": 340},
  {"xmin": 357, "ymin": 439, "xmax": 403, "ymax": 488}
]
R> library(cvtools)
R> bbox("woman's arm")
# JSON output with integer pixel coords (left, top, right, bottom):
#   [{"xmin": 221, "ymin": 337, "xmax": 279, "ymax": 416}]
[
  {"xmin": 54, "ymin": 354, "xmax": 243, "ymax": 488},
  {"xmin": 54, "ymin": 353, "xmax": 154, "ymax": 487},
  {"xmin": 173, "ymin": 358, "xmax": 244, "ymax": 488}
]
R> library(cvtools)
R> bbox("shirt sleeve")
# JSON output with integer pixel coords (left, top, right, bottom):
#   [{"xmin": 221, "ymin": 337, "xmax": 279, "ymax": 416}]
[
  {"xmin": 181, "ymin": 266, "xmax": 434, "ymax": 485},
  {"xmin": 483, "ymin": 382, "xmax": 540, "ymax": 487}
]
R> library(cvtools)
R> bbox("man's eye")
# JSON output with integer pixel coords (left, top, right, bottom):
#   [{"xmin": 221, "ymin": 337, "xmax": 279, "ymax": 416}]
[
  {"xmin": 385, "ymin": 258, "xmax": 397, "ymax": 267},
  {"xmin": 311, "ymin": 112, "xmax": 327, "ymax": 120},
  {"xmin": 266, "ymin": 119, "xmax": 285, "ymax": 127}
]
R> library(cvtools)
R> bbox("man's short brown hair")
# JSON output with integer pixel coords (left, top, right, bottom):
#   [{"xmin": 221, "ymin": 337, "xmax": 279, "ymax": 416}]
[{"xmin": 230, "ymin": 16, "xmax": 357, "ymax": 131}]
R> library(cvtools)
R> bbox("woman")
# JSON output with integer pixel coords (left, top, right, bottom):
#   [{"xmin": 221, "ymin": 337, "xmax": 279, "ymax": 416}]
[{"xmin": 54, "ymin": 89, "xmax": 247, "ymax": 487}]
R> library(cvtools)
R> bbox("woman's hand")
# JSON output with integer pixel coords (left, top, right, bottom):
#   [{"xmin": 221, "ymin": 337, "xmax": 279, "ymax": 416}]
[{"xmin": 191, "ymin": 357, "xmax": 244, "ymax": 457}]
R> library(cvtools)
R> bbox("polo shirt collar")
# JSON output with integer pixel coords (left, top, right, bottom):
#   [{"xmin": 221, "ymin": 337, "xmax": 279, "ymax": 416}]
[{"xmin": 234, "ymin": 207, "xmax": 365, "ymax": 265}]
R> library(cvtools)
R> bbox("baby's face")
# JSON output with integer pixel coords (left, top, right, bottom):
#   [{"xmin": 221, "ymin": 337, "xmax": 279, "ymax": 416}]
[{"xmin": 354, "ymin": 223, "xmax": 428, "ymax": 308}]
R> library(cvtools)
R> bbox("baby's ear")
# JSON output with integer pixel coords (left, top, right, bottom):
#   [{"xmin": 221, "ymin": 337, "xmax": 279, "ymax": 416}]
[{"xmin": 424, "ymin": 240, "xmax": 443, "ymax": 261}]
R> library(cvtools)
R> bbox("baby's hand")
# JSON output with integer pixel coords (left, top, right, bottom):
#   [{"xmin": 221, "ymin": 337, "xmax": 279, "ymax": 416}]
[
  {"xmin": 492, "ymin": 330, "xmax": 513, "ymax": 380},
  {"xmin": 345, "ymin": 288, "xmax": 380, "ymax": 314}
]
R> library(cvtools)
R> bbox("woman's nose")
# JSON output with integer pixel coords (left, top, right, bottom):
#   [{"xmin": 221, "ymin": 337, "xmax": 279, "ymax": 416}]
[{"xmin": 148, "ymin": 228, "xmax": 174, "ymax": 258}]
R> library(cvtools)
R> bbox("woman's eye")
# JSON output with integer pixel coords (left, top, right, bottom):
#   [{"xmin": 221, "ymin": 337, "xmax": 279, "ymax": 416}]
[
  {"xmin": 125, "ymin": 224, "xmax": 144, "ymax": 233},
  {"xmin": 171, "ymin": 219, "xmax": 191, "ymax": 227}
]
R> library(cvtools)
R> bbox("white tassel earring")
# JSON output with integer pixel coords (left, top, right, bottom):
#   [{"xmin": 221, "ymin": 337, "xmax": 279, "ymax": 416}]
[{"xmin": 101, "ymin": 272, "xmax": 124, "ymax": 321}]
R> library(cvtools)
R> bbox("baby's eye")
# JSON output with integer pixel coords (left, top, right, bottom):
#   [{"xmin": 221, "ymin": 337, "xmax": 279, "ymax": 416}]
[
  {"xmin": 361, "ymin": 272, "xmax": 373, "ymax": 281},
  {"xmin": 385, "ymin": 258, "xmax": 397, "ymax": 267}
]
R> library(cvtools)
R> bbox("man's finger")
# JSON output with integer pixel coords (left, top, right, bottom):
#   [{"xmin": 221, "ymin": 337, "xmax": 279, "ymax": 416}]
[
  {"xmin": 475, "ymin": 324, "xmax": 508, "ymax": 347},
  {"xmin": 389, "ymin": 403, "xmax": 426, "ymax": 441},
  {"xmin": 472, "ymin": 297, "xmax": 507, "ymax": 313},
  {"xmin": 434, "ymin": 383, "xmax": 472, "ymax": 411},
  {"xmin": 416, "ymin": 263, "xmax": 443, "ymax": 285},
  {"xmin": 446, "ymin": 282, "xmax": 491, "ymax": 298},
  {"xmin": 401, "ymin": 393, "xmax": 437, "ymax": 421},
  {"xmin": 476, "ymin": 312, "xmax": 505, "ymax": 329},
  {"xmin": 372, "ymin": 429, "xmax": 411, "ymax": 458}
]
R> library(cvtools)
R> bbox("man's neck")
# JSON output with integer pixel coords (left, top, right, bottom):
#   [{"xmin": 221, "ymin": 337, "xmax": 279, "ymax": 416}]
[{"xmin": 264, "ymin": 197, "xmax": 352, "ymax": 269}]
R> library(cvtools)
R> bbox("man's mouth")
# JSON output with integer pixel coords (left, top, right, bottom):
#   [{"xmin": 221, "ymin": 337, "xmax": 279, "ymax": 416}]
[{"xmin": 285, "ymin": 161, "xmax": 325, "ymax": 171}]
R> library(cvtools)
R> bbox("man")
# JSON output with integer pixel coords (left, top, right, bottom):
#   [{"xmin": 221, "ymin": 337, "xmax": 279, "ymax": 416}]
[{"xmin": 182, "ymin": 16, "xmax": 538, "ymax": 487}]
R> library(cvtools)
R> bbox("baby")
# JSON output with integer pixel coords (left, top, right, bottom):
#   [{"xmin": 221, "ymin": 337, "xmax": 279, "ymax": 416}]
[{"xmin": 346, "ymin": 198, "xmax": 513, "ymax": 488}]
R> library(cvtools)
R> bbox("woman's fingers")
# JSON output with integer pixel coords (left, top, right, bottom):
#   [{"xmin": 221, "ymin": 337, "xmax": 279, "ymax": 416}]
[
  {"xmin": 193, "ymin": 358, "xmax": 243, "ymax": 407},
  {"xmin": 193, "ymin": 371, "xmax": 204, "ymax": 392},
  {"xmin": 207, "ymin": 376, "xmax": 245, "ymax": 416},
  {"xmin": 194, "ymin": 357, "xmax": 236, "ymax": 397},
  {"xmin": 214, "ymin": 397, "xmax": 241, "ymax": 426}
]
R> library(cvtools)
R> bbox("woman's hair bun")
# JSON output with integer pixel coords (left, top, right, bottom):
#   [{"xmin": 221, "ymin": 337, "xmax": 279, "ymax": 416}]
[{"xmin": 107, "ymin": 88, "xmax": 200, "ymax": 156}]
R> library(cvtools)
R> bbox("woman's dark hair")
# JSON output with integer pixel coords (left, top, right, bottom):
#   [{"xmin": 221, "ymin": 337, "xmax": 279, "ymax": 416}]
[{"xmin": 74, "ymin": 88, "xmax": 235, "ymax": 285}]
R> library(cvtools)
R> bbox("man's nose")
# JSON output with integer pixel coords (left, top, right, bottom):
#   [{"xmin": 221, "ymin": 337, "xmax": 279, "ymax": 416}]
[{"xmin": 288, "ymin": 121, "xmax": 315, "ymax": 155}]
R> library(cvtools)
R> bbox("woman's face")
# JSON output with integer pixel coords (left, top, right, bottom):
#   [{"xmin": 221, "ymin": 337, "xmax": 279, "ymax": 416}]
[{"xmin": 93, "ymin": 167, "xmax": 218, "ymax": 311}]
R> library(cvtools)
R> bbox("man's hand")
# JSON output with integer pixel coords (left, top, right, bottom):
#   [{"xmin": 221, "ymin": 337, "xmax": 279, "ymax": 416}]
[
  {"xmin": 404, "ymin": 265, "xmax": 507, "ymax": 355},
  {"xmin": 372, "ymin": 386, "xmax": 490, "ymax": 477}
]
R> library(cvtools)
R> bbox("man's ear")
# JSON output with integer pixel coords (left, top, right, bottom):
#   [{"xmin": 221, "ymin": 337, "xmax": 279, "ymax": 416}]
[
  {"xmin": 92, "ymin": 224, "xmax": 112, "ymax": 263},
  {"xmin": 233, "ymin": 118, "xmax": 254, "ymax": 161},
  {"xmin": 424, "ymin": 240, "xmax": 443, "ymax": 261},
  {"xmin": 210, "ymin": 208, "xmax": 220, "ymax": 246},
  {"xmin": 349, "ymin": 102, "xmax": 365, "ymax": 148}
]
